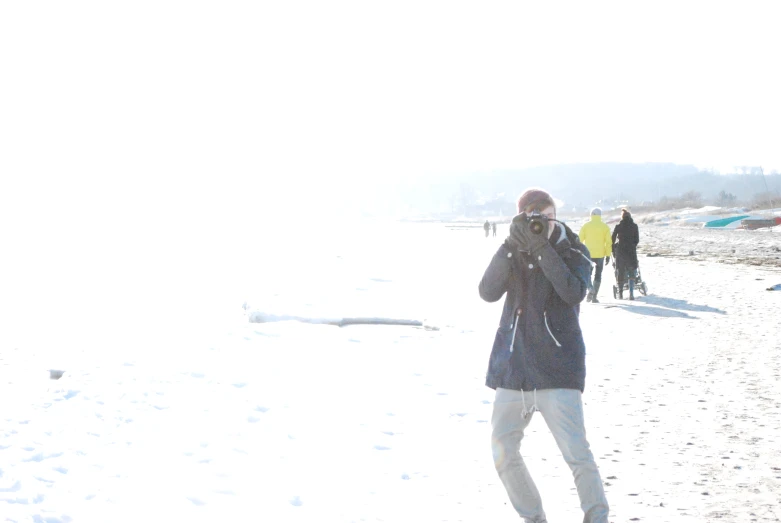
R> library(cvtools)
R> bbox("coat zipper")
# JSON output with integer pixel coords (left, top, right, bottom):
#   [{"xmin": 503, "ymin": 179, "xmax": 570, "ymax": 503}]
[
  {"xmin": 509, "ymin": 308, "xmax": 522, "ymax": 352},
  {"xmin": 543, "ymin": 311, "xmax": 562, "ymax": 347}
]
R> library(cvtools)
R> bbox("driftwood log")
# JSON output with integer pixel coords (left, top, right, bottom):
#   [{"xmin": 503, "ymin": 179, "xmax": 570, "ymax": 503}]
[
  {"xmin": 247, "ymin": 311, "xmax": 435, "ymax": 329},
  {"xmin": 330, "ymin": 318, "xmax": 423, "ymax": 327}
]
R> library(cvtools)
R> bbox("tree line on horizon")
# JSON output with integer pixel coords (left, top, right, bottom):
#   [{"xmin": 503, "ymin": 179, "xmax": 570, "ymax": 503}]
[
  {"xmin": 445, "ymin": 164, "xmax": 781, "ymax": 217},
  {"xmin": 348, "ymin": 163, "xmax": 781, "ymax": 218}
]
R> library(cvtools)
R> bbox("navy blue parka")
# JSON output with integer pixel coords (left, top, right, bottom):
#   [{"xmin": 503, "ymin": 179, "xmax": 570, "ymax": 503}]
[{"xmin": 479, "ymin": 223, "xmax": 592, "ymax": 392}]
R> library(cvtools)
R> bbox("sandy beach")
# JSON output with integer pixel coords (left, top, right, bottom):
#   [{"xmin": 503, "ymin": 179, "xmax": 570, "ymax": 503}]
[
  {"xmin": 1, "ymin": 218, "xmax": 780, "ymax": 522},
  {"xmin": 4, "ymin": 0, "xmax": 781, "ymax": 519}
]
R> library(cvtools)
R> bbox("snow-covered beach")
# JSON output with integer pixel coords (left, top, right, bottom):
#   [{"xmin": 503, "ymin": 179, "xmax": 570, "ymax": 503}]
[{"xmin": 2, "ymin": 216, "xmax": 780, "ymax": 522}]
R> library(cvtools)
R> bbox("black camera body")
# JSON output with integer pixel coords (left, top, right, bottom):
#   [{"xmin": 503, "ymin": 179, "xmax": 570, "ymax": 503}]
[
  {"xmin": 526, "ymin": 211, "xmax": 546, "ymax": 235},
  {"xmin": 511, "ymin": 211, "xmax": 549, "ymax": 240}
]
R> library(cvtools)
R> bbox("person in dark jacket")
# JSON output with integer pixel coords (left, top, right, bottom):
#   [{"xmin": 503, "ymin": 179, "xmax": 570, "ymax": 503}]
[
  {"xmin": 611, "ymin": 208, "xmax": 640, "ymax": 300},
  {"xmin": 479, "ymin": 188, "xmax": 609, "ymax": 523}
]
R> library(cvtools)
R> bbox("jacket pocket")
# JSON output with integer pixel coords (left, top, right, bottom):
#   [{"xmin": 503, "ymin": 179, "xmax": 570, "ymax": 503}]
[{"xmin": 488, "ymin": 329, "xmax": 513, "ymax": 378}]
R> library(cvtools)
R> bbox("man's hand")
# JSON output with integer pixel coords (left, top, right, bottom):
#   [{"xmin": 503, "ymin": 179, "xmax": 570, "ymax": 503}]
[
  {"xmin": 508, "ymin": 219, "xmax": 525, "ymax": 249},
  {"xmin": 509, "ymin": 213, "xmax": 549, "ymax": 253},
  {"xmin": 505, "ymin": 234, "xmax": 522, "ymax": 251}
]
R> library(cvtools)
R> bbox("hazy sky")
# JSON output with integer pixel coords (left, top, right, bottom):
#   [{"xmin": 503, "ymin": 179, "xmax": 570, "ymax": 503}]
[{"xmin": 2, "ymin": 1, "xmax": 780, "ymax": 212}]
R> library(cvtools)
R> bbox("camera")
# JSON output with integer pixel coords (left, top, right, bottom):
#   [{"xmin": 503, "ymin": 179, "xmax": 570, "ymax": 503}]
[
  {"xmin": 511, "ymin": 211, "xmax": 549, "ymax": 239},
  {"xmin": 527, "ymin": 212, "xmax": 546, "ymax": 235}
]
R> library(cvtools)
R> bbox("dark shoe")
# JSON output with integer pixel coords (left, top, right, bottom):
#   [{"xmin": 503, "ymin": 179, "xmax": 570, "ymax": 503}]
[
  {"xmin": 586, "ymin": 293, "xmax": 593, "ymax": 303},
  {"xmin": 592, "ymin": 296, "xmax": 600, "ymax": 303}
]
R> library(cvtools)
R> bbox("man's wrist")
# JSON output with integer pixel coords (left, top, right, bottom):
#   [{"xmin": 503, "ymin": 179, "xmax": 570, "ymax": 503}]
[{"xmin": 529, "ymin": 238, "xmax": 549, "ymax": 253}]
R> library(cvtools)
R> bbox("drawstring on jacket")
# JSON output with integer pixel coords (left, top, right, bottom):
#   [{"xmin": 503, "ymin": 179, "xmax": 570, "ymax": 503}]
[{"xmin": 521, "ymin": 389, "xmax": 539, "ymax": 418}]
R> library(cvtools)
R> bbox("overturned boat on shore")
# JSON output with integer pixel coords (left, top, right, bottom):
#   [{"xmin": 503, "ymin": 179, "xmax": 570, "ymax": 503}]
[
  {"xmin": 740, "ymin": 217, "xmax": 781, "ymax": 230},
  {"xmin": 703, "ymin": 215, "xmax": 750, "ymax": 228}
]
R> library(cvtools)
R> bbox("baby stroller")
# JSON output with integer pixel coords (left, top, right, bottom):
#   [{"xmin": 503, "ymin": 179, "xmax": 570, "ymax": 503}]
[{"xmin": 611, "ymin": 251, "xmax": 648, "ymax": 299}]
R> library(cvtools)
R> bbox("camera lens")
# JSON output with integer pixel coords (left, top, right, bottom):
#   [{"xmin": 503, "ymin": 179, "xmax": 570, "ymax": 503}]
[{"xmin": 529, "ymin": 218, "xmax": 544, "ymax": 235}]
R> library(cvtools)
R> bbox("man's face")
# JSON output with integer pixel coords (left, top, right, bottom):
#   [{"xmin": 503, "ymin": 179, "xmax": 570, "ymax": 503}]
[
  {"xmin": 540, "ymin": 205, "xmax": 556, "ymax": 239},
  {"xmin": 523, "ymin": 204, "xmax": 555, "ymax": 217},
  {"xmin": 538, "ymin": 205, "xmax": 556, "ymax": 221}
]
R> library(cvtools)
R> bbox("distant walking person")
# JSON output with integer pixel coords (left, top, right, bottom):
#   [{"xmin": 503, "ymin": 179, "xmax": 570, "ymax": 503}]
[
  {"xmin": 479, "ymin": 187, "xmax": 609, "ymax": 523},
  {"xmin": 612, "ymin": 208, "xmax": 640, "ymax": 300},
  {"xmin": 578, "ymin": 207, "xmax": 612, "ymax": 303},
  {"xmin": 484, "ymin": 220, "xmax": 491, "ymax": 238},
  {"xmin": 491, "ymin": 222, "xmax": 497, "ymax": 237}
]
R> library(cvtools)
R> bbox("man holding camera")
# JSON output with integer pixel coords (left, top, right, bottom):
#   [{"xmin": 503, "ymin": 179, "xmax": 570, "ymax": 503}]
[
  {"xmin": 578, "ymin": 207, "xmax": 612, "ymax": 303},
  {"xmin": 478, "ymin": 188, "xmax": 609, "ymax": 523}
]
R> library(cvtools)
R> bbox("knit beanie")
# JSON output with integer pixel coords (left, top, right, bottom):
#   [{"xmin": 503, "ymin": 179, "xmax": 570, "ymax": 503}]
[
  {"xmin": 591, "ymin": 207, "xmax": 602, "ymax": 216},
  {"xmin": 517, "ymin": 188, "xmax": 556, "ymax": 214}
]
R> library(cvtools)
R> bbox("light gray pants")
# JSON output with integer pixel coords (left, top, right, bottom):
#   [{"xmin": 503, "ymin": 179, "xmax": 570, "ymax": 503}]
[{"xmin": 491, "ymin": 388, "xmax": 609, "ymax": 523}]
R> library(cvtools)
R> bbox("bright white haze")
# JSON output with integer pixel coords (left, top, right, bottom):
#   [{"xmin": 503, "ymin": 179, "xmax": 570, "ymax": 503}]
[{"xmin": 1, "ymin": 0, "xmax": 780, "ymax": 348}]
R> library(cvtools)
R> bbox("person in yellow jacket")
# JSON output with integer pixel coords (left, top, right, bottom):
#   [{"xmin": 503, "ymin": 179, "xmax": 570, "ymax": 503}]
[{"xmin": 578, "ymin": 208, "xmax": 612, "ymax": 303}]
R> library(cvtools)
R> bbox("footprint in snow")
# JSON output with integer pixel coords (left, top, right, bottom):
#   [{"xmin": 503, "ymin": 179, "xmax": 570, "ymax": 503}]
[
  {"xmin": 0, "ymin": 480, "xmax": 22, "ymax": 493},
  {"xmin": 35, "ymin": 476, "xmax": 56, "ymax": 484},
  {"xmin": 23, "ymin": 452, "xmax": 64, "ymax": 463}
]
